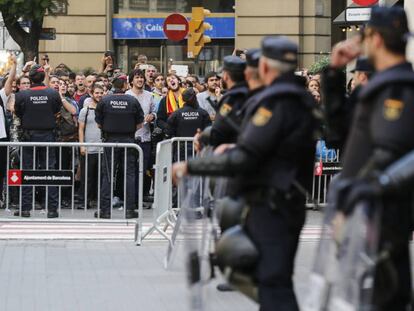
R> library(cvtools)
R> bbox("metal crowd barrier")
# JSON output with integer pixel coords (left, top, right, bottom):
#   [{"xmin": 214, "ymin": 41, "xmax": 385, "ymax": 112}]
[
  {"xmin": 142, "ymin": 137, "xmax": 196, "ymax": 243},
  {"xmin": 0, "ymin": 142, "xmax": 144, "ymax": 245},
  {"xmin": 306, "ymin": 149, "xmax": 342, "ymax": 209}
]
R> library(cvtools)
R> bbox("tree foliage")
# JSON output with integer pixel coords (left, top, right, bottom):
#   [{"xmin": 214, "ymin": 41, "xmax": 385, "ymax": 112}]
[
  {"xmin": 0, "ymin": 0, "xmax": 68, "ymax": 61},
  {"xmin": 309, "ymin": 56, "xmax": 331, "ymax": 75}
]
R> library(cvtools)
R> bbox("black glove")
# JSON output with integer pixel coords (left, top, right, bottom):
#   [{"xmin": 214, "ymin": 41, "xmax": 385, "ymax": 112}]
[{"xmin": 342, "ymin": 179, "xmax": 383, "ymax": 215}]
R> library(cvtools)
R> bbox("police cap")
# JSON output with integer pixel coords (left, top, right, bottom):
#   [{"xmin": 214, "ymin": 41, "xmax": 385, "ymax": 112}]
[
  {"xmin": 367, "ymin": 6, "xmax": 409, "ymax": 35},
  {"xmin": 223, "ymin": 55, "xmax": 246, "ymax": 73},
  {"xmin": 245, "ymin": 48, "xmax": 261, "ymax": 68},
  {"xmin": 350, "ymin": 57, "xmax": 374, "ymax": 73},
  {"xmin": 261, "ymin": 36, "xmax": 298, "ymax": 65}
]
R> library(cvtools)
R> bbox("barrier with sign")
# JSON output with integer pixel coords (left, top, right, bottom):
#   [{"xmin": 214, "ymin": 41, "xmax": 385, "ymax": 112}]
[
  {"xmin": 307, "ymin": 150, "xmax": 342, "ymax": 209},
  {"xmin": 0, "ymin": 142, "xmax": 144, "ymax": 245},
  {"xmin": 142, "ymin": 137, "xmax": 195, "ymax": 243}
]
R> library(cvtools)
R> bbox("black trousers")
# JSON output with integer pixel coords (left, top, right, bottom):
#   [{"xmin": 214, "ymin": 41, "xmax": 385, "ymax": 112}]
[
  {"xmin": 373, "ymin": 196, "xmax": 412, "ymax": 311},
  {"xmin": 21, "ymin": 131, "xmax": 58, "ymax": 212},
  {"xmin": 100, "ymin": 136, "xmax": 136, "ymax": 212},
  {"xmin": 245, "ymin": 192, "xmax": 305, "ymax": 311},
  {"xmin": 79, "ymin": 153, "xmax": 99, "ymax": 203}
]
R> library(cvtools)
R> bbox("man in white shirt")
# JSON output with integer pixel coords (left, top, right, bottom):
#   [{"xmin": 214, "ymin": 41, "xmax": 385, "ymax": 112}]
[
  {"xmin": 196, "ymin": 72, "xmax": 220, "ymax": 120},
  {"xmin": 126, "ymin": 69, "xmax": 156, "ymax": 200},
  {"xmin": 0, "ymin": 54, "xmax": 17, "ymax": 201}
]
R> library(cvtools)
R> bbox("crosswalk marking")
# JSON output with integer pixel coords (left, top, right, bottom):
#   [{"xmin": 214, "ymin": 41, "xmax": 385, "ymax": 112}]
[{"xmin": 0, "ymin": 222, "xmax": 323, "ymax": 241}]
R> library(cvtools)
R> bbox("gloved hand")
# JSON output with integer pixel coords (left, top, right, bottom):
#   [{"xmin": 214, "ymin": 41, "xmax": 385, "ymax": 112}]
[{"xmin": 342, "ymin": 179, "xmax": 383, "ymax": 215}]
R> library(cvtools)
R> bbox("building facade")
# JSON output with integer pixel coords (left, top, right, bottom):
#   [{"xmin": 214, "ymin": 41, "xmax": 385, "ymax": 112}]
[
  {"xmin": 38, "ymin": 0, "xmax": 111, "ymax": 72},
  {"xmin": 235, "ymin": 0, "xmax": 332, "ymax": 69},
  {"xmin": 113, "ymin": 0, "xmax": 235, "ymax": 76}
]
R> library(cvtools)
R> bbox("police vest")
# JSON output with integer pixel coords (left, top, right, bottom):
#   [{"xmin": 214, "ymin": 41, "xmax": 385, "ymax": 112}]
[
  {"xmin": 18, "ymin": 86, "xmax": 61, "ymax": 130},
  {"xmin": 101, "ymin": 94, "xmax": 139, "ymax": 134}
]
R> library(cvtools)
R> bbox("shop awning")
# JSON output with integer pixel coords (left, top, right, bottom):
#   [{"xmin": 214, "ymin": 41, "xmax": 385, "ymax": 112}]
[{"xmin": 333, "ymin": 0, "xmax": 399, "ymax": 25}]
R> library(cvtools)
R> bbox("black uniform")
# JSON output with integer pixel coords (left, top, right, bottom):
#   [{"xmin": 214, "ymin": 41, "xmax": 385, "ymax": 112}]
[
  {"xmin": 14, "ymin": 84, "xmax": 62, "ymax": 215},
  {"xmin": 167, "ymin": 105, "xmax": 211, "ymax": 138},
  {"xmin": 203, "ymin": 56, "xmax": 249, "ymax": 147},
  {"xmin": 188, "ymin": 68, "xmax": 317, "ymax": 311},
  {"xmin": 330, "ymin": 61, "xmax": 414, "ymax": 310},
  {"xmin": 95, "ymin": 90, "xmax": 144, "ymax": 217}
]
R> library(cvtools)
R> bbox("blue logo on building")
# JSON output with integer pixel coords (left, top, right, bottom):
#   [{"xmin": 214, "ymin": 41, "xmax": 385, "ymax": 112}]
[{"xmin": 113, "ymin": 17, "xmax": 235, "ymax": 40}]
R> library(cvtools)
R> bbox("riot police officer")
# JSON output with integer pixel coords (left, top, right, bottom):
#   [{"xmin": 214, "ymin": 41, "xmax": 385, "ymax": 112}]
[
  {"xmin": 14, "ymin": 64, "xmax": 62, "ymax": 218},
  {"xmin": 173, "ymin": 36, "xmax": 317, "ymax": 311},
  {"xmin": 95, "ymin": 74, "xmax": 144, "ymax": 219},
  {"xmin": 323, "ymin": 56, "xmax": 374, "ymax": 150},
  {"xmin": 239, "ymin": 48, "xmax": 266, "ymax": 130},
  {"xmin": 325, "ymin": 6, "xmax": 414, "ymax": 310},
  {"xmin": 196, "ymin": 55, "xmax": 249, "ymax": 150}
]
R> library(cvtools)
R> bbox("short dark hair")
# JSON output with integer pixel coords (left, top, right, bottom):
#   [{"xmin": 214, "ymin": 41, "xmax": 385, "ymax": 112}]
[
  {"xmin": 97, "ymin": 73, "xmax": 108, "ymax": 79},
  {"xmin": 226, "ymin": 70, "xmax": 245, "ymax": 83},
  {"xmin": 205, "ymin": 72, "xmax": 218, "ymax": 82},
  {"xmin": 369, "ymin": 26, "xmax": 407, "ymax": 55},
  {"xmin": 128, "ymin": 69, "xmax": 146, "ymax": 85},
  {"xmin": 30, "ymin": 72, "xmax": 45, "ymax": 84},
  {"xmin": 112, "ymin": 78, "xmax": 126, "ymax": 90},
  {"xmin": 92, "ymin": 83, "xmax": 104, "ymax": 93}
]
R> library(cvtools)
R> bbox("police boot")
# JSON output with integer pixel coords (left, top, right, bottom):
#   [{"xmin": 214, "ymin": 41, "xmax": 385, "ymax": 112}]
[
  {"xmin": 47, "ymin": 210, "xmax": 59, "ymax": 218},
  {"xmin": 94, "ymin": 210, "xmax": 110, "ymax": 219},
  {"xmin": 125, "ymin": 210, "xmax": 139, "ymax": 219},
  {"xmin": 14, "ymin": 210, "xmax": 30, "ymax": 217}
]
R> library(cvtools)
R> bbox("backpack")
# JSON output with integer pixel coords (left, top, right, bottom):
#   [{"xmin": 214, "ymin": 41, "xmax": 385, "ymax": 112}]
[{"xmin": 57, "ymin": 99, "xmax": 78, "ymax": 141}]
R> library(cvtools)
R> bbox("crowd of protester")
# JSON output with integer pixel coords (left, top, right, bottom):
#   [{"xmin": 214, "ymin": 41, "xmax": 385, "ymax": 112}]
[{"xmin": 0, "ymin": 50, "xmax": 346, "ymax": 210}]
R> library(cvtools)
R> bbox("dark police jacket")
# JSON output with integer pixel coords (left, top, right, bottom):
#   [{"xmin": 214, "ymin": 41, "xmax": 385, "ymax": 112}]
[
  {"xmin": 339, "ymin": 62, "xmax": 414, "ymax": 179},
  {"xmin": 14, "ymin": 84, "xmax": 62, "ymax": 131},
  {"xmin": 188, "ymin": 74, "xmax": 317, "ymax": 193},
  {"xmin": 95, "ymin": 91, "xmax": 144, "ymax": 136},
  {"xmin": 322, "ymin": 68, "xmax": 361, "ymax": 150},
  {"xmin": 167, "ymin": 104, "xmax": 211, "ymax": 137},
  {"xmin": 208, "ymin": 82, "xmax": 249, "ymax": 147}
]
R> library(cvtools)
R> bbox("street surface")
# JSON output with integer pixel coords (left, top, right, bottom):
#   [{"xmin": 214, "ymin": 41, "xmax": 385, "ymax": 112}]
[{"xmin": 0, "ymin": 210, "xmax": 408, "ymax": 311}]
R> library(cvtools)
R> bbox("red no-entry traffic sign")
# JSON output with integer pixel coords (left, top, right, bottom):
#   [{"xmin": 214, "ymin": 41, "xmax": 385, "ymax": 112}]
[
  {"xmin": 352, "ymin": 0, "xmax": 378, "ymax": 6},
  {"xmin": 163, "ymin": 14, "xmax": 189, "ymax": 42}
]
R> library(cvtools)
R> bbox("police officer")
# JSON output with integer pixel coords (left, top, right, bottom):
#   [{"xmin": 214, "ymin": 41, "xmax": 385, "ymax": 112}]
[
  {"xmin": 325, "ymin": 6, "xmax": 414, "ymax": 310},
  {"xmin": 14, "ymin": 64, "xmax": 62, "ymax": 218},
  {"xmin": 167, "ymin": 88, "xmax": 211, "ymax": 138},
  {"xmin": 173, "ymin": 36, "xmax": 317, "ymax": 311},
  {"xmin": 239, "ymin": 48, "xmax": 266, "ymax": 130},
  {"xmin": 196, "ymin": 55, "xmax": 249, "ymax": 150},
  {"xmin": 95, "ymin": 74, "xmax": 144, "ymax": 219},
  {"xmin": 322, "ymin": 56, "xmax": 374, "ymax": 150}
]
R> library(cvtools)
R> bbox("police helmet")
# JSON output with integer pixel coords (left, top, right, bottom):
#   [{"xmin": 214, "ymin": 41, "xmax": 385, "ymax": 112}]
[
  {"xmin": 215, "ymin": 197, "xmax": 245, "ymax": 232},
  {"xmin": 216, "ymin": 225, "xmax": 259, "ymax": 270}
]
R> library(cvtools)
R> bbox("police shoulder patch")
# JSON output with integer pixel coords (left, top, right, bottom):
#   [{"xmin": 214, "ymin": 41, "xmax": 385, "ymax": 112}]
[
  {"xmin": 219, "ymin": 103, "xmax": 232, "ymax": 116},
  {"xmin": 383, "ymin": 98, "xmax": 404, "ymax": 121},
  {"xmin": 252, "ymin": 107, "xmax": 273, "ymax": 127}
]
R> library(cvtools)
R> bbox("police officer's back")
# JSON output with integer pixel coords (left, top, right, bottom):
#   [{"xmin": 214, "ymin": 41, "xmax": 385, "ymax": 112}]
[
  {"xmin": 326, "ymin": 6, "xmax": 414, "ymax": 310},
  {"xmin": 14, "ymin": 65, "xmax": 62, "ymax": 218},
  {"xmin": 167, "ymin": 88, "xmax": 211, "ymax": 138},
  {"xmin": 95, "ymin": 74, "xmax": 144, "ymax": 219}
]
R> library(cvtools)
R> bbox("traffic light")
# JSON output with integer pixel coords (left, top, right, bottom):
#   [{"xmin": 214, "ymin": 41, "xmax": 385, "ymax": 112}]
[{"xmin": 187, "ymin": 7, "xmax": 212, "ymax": 58}]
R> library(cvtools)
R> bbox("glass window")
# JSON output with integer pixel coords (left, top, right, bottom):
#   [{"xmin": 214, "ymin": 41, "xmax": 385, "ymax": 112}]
[
  {"xmin": 116, "ymin": 0, "xmax": 235, "ymax": 13},
  {"xmin": 129, "ymin": 0, "xmax": 149, "ymax": 10}
]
